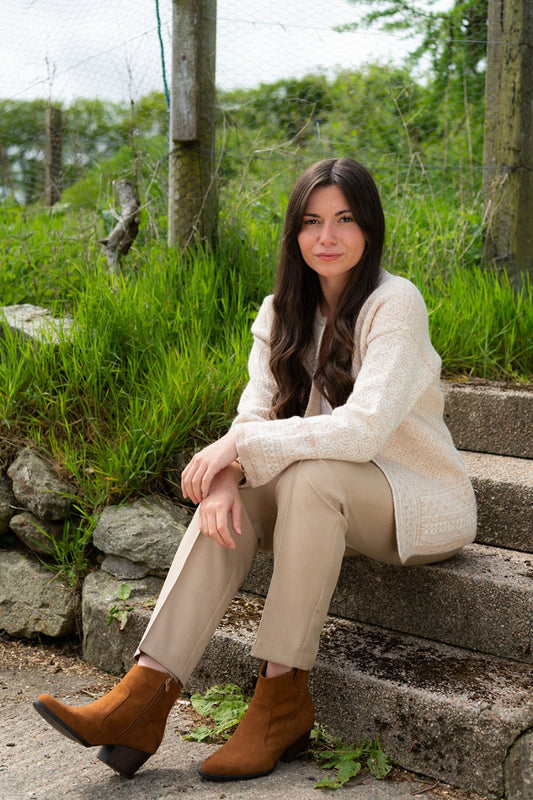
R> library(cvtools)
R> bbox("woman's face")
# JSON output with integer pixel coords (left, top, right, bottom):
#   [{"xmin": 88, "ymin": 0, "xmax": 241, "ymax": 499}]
[{"xmin": 297, "ymin": 184, "xmax": 366, "ymax": 296}]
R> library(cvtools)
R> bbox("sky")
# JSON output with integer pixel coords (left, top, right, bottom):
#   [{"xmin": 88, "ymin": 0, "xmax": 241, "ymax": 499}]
[{"xmin": 0, "ymin": 0, "xmax": 454, "ymax": 104}]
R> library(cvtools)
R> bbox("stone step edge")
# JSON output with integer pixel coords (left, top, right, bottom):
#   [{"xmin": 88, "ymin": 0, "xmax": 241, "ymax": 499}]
[
  {"xmin": 80, "ymin": 572, "xmax": 532, "ymax": 797},
  {"xmin": 443, "ymin": 381, "xmax": 533, "ymax": 459},
  {"xmin": 242, "ymin": 542, "xmax": 533, "ymax": 663},
  {"xmin": 462, "ymin": 450, "xmax": 532, "ymax": 552},
  {"xmin": 189, "ymin": 594, "xmax": 533, "ymax": 800}
]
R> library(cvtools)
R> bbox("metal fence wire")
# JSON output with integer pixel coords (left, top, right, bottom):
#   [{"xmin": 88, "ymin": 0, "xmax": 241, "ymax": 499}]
[{"xmin": 0, "ymin": 0, "xmax": 483, "ymax": 215}]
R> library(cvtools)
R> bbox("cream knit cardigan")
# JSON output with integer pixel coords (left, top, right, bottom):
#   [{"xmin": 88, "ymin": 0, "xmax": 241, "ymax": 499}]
[{"xmin": 232, "ymin": 269, "xmax": 477, "ymax": 563}]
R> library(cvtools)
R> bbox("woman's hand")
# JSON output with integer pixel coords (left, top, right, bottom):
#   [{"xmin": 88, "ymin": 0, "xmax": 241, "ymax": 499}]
[
  {"xmin": 181, "ymin": 430, "xmax": 238, "ymax": 505},
  {"xmin": 196, "ymin": 466, "xmax": 242, "ymax": 550}
]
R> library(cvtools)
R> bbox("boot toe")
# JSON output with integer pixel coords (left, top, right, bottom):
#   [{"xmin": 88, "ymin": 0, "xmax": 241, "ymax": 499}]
[{"xmin": 33, "ymin": 697, "xmax": 92, "ymax": 747}]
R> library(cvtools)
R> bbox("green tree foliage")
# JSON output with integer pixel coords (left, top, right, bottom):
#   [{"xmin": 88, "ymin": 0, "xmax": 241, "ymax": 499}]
[
  {"xmin": 217, "ymin": 60, "xmax": 477, "ymax": 214},
  {"xmin": 340, "ymin": 0, "xmax": 487, "ymax": 80},
  {"xmin": 0, "ymin": 99, "xmax": 48, "ymax": 203},
  {"xmin": 339, "ymin": 0, "xmax": 487, "ymax": 157},
  {"xmin": 0, "ymin": 93, "xmax": 168, "ymax": 207}
]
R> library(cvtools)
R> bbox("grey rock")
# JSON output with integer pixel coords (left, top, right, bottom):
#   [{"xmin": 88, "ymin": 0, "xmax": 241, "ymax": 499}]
[
  {"xmin": 92, "ymin": 496, "xmax": 189, "ymax": 574},
  {"xmin": 0, "ymin": 475, "xmax": 16, "ymax": 535},
  {"xmin": 462, "ymin": 450, "xmax": 533, "ymax": 553},
  {"xmin": 0, "ymin": 549, "xmax": 79, "ymax": 637},
  {"xmin": 505, "ymin": 729, "xmax": 533, "ymax": 800},
  {"xmin": 7, "ymin": 447, "xmax": 75, "ymax": 521},
  {"xmin": 100, "ymin": 554, "xmax": 152, "ymax": 580},
  {"xmin": 82, "ymin": 569, "xmax": 163, "ymax": 675},
  {"xmin": 0, "ymin": 303, "xmax": 74, "ymax": 345},
  {"xmin": 9, "ymin": 511, "xmax": 63, "ymax": 555}
]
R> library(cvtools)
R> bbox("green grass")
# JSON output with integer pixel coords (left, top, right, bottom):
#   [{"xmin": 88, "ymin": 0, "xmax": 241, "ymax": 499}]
[
  {"xmin": 0, "ymin": 242, "xmax": 258, "ymax": 511},
  {"xmin": 0, "ymin": 167, "xmax": 531, "ymax": 582}
]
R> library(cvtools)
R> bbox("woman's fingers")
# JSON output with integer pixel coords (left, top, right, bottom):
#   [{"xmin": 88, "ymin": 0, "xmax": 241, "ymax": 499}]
[
  {"xmin": 198, "ymin": 501, "xmax": 235, "ymax": 550},
  {"xmin": 181, "ymin": 433, "xmax": 238, "ymax": 504},
  {"xmin": 230, "ymin": 493, "xmax": 242, "ymax": 536},
  {"xmin": 197, "ymin": 482, "xmax": 242, "ymax": 550}
]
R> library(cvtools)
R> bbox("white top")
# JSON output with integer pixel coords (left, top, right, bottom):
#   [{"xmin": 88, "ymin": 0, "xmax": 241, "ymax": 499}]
[
  {"xmin": 231, "ymin": 270, "xmax": 477, "ymax": 562},
  {"xmin": 319, "ymin": 394, "xmax": 333, "ymax": 415}
]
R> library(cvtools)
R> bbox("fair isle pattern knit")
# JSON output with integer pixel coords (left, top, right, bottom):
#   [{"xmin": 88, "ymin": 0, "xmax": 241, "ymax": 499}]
[{"xmin": 231, "ymin": 270, "xmax": 477, "ymax": 563}]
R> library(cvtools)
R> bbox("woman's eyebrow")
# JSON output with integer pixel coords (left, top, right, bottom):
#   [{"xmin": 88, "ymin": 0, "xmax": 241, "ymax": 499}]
[{"xmin": 302, "ymin": 209, "xmax": 351, "ymax": 217}]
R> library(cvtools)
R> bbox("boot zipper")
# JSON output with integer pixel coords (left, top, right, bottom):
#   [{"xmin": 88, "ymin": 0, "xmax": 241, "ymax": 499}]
[{"xmin": 118, "ymin": 675, "xmax": 174, "ymax": 739}]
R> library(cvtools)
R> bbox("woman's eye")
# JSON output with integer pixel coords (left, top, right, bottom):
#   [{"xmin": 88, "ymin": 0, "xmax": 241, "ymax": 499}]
[
  {"xmin": 339, "ymin": 215, "xmax": 354, "ymax": 223},
  {"xmin": 303, "ymin": 218, "xmax": 318, "ymax": 225}
]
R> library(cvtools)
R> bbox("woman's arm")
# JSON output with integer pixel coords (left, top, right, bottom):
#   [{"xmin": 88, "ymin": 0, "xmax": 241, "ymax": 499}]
[
  {"xmin": 180, "ymin": 298, "xmax": 276, "ymax": 547},
  {"xmin": 231, "ymin": 295, "xmax": 278, "ymax": 427},
  {"xmin": 180, "ymin": 297, "xmax": 277, "ymax": 502},
  {"xmin": 234, "ymin": 280, "xmax": 441, "ymax": 486}
]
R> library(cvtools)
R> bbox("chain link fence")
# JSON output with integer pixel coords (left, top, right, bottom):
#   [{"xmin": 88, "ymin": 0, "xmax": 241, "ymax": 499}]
[{"xmin": 1, "ymin": 0, "xmax": 479, "ymax": 226}]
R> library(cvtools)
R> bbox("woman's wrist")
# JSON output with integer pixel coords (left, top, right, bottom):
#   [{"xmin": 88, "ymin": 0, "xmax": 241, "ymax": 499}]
[
  {"xmin": 212, "ymin": 461, "xmax": 243, "ymax": 488},
  {"xmin": 231, "ymin": 459, "xmax": 246, "ymax": 485}
]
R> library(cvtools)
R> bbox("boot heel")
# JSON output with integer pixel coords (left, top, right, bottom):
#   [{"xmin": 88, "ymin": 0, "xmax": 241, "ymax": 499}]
[
  {"xmin": 97, "ymin": 744, "xmax": 151, "ymax": 778},
  {"xmin": 281, "ymin": 729, "xmax": 311, "ymax": 763}
]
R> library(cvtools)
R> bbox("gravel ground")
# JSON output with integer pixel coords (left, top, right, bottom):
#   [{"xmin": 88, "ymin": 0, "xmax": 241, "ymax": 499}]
[{"xmin": 0, "ymin": 634, "xmax": 488, "ymax": 800}]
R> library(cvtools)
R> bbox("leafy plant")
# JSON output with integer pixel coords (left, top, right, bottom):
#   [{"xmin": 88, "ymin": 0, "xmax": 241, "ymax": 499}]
[
  {"xmin": 107, "ymin": 582, "xmax": 133, "ymax": 630},
  {"xmin": 185, "ymin": 683, "xmax": 249, "ymax": 742},
  {"xmin": 311, "ymin": 725, "xmax": 392, "ymax": 789}
]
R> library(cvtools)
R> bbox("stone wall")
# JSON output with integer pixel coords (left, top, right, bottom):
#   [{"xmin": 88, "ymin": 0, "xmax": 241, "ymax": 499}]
[{"xmin": 0, "ymin": 446, "xmax": 191, "ymax": 652}]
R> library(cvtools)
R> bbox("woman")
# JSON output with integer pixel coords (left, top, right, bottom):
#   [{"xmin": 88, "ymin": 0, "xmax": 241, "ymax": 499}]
[{"xmin": 33, "ymin": 158, "xmax": 476, "ymax": 782}]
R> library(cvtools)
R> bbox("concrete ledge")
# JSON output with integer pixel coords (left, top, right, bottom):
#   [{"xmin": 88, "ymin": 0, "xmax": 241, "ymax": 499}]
[
  {"xmin": 242, "ymin": 543, "xmax": 533, "ymax": 662},
  {"xmin": 443, "ymin": 382, "xmax": 533, "ymax": 459},
  {"xmin": 189, "ymin": 595, "xmax": 533, "ymax": 800},
  {"xmin": 0, "ymin": 304, "xmax": 74, "ymax": 345},
  {"xmin": 462, "ymin": 451, "xmax": 533, "ymax": 552}
]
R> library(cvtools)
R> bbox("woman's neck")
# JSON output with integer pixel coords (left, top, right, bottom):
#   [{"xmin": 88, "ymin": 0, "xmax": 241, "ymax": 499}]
[
  {"xmin": 319, "ymin": 294, "xmax": 338, "ymax": 323},
  {"xmin": 318, "ymin": 277, "xmax": 346, "ymax": 321}
]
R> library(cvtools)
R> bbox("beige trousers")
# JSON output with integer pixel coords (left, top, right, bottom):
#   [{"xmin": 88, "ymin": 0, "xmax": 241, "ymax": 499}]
[{"xmin": 137, "ymin": 459, "xmax": 451, "ymax": 686}]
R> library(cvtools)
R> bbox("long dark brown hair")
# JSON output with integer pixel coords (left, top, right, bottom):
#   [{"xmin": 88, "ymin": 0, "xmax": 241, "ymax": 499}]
[{"xmin": 270, "ymin": 158, "xmax": 385, "ymax": 419}]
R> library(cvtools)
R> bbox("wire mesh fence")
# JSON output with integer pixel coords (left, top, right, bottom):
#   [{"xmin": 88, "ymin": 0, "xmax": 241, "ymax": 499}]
[{"xmin": 0, "ymin": 0, "xmax": 483, "ymax": 228}]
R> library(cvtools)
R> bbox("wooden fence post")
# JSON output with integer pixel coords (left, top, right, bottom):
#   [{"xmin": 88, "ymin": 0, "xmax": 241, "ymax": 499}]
[
  {"xmin": 483, "ymin": 0, "xmax": 533, "ymax": 285},
  {"xmin": 168, "ymin": 0, "xmax": 217, "ymax": 247}
]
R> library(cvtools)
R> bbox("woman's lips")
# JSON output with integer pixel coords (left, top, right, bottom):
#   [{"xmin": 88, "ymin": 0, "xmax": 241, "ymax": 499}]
[{"xmin": 315, "ymin": 252, "xmax": 342, "ymax": 261}]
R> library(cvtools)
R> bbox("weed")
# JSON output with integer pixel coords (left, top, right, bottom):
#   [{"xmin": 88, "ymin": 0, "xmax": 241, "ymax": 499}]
[
  {"xmin": 186, "ymin": 683, "xmax": 249, "ymax": 742},
  {"xmin": 107, "ymin": 583, "xmax": 134, "ymax": 630},
  {"xmin": 36, "ymin": 507, "xmax": 96, "ymax": 589},
  {"xmin": 310, "ymin": 725, "xmax": 392, "ymax": 789}
]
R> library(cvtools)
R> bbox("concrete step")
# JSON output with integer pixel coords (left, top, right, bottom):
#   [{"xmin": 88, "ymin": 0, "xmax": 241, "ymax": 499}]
[
  {"xmin": 443, "ymin": 381, "xmax": 533, "ymax": 459},
  {"xmin": 79, "ymin": 572, "xmax": 532, "ymax": 799},
  {"xmin": 242, "ymin": 543, "xmax": 533, "ymax": 663},
  {"xmin": 463, "ymin": 450, "xmax": 533, "ymax": 552},
  {"xmin": 190, "ymin": 594, "xmax": 533, "ymax": 800}
]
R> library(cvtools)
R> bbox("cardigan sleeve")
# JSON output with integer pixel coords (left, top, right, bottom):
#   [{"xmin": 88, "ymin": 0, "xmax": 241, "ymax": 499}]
[
  {"xmin": 230, "ymin": 295, "xmax": 278, "ymax": 426},
  {"xmin": 234, "ymin": 280, "xmax": 442, "ymax": 487}
]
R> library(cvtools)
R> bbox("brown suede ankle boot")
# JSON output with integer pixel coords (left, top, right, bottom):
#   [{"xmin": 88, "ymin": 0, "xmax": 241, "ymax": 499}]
[
  {"xmin": 199, "ymin": 662, "xmax": 315, "ymax": 781},
  {"xmin": 33, "ymin": 665, "xmax": 180, "ymax": 778}
]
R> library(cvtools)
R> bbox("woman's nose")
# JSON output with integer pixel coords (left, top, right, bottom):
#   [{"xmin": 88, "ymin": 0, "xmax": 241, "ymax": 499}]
[{"xmin": 318, "ymin": 221, "xmax": 336, "ymax": 243}]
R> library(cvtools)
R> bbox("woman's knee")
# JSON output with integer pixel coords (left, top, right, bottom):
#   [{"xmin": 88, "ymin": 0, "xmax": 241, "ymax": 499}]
[{"xmin": 275, "ymin": 460, "xmax": 344, "ymax": 507}]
